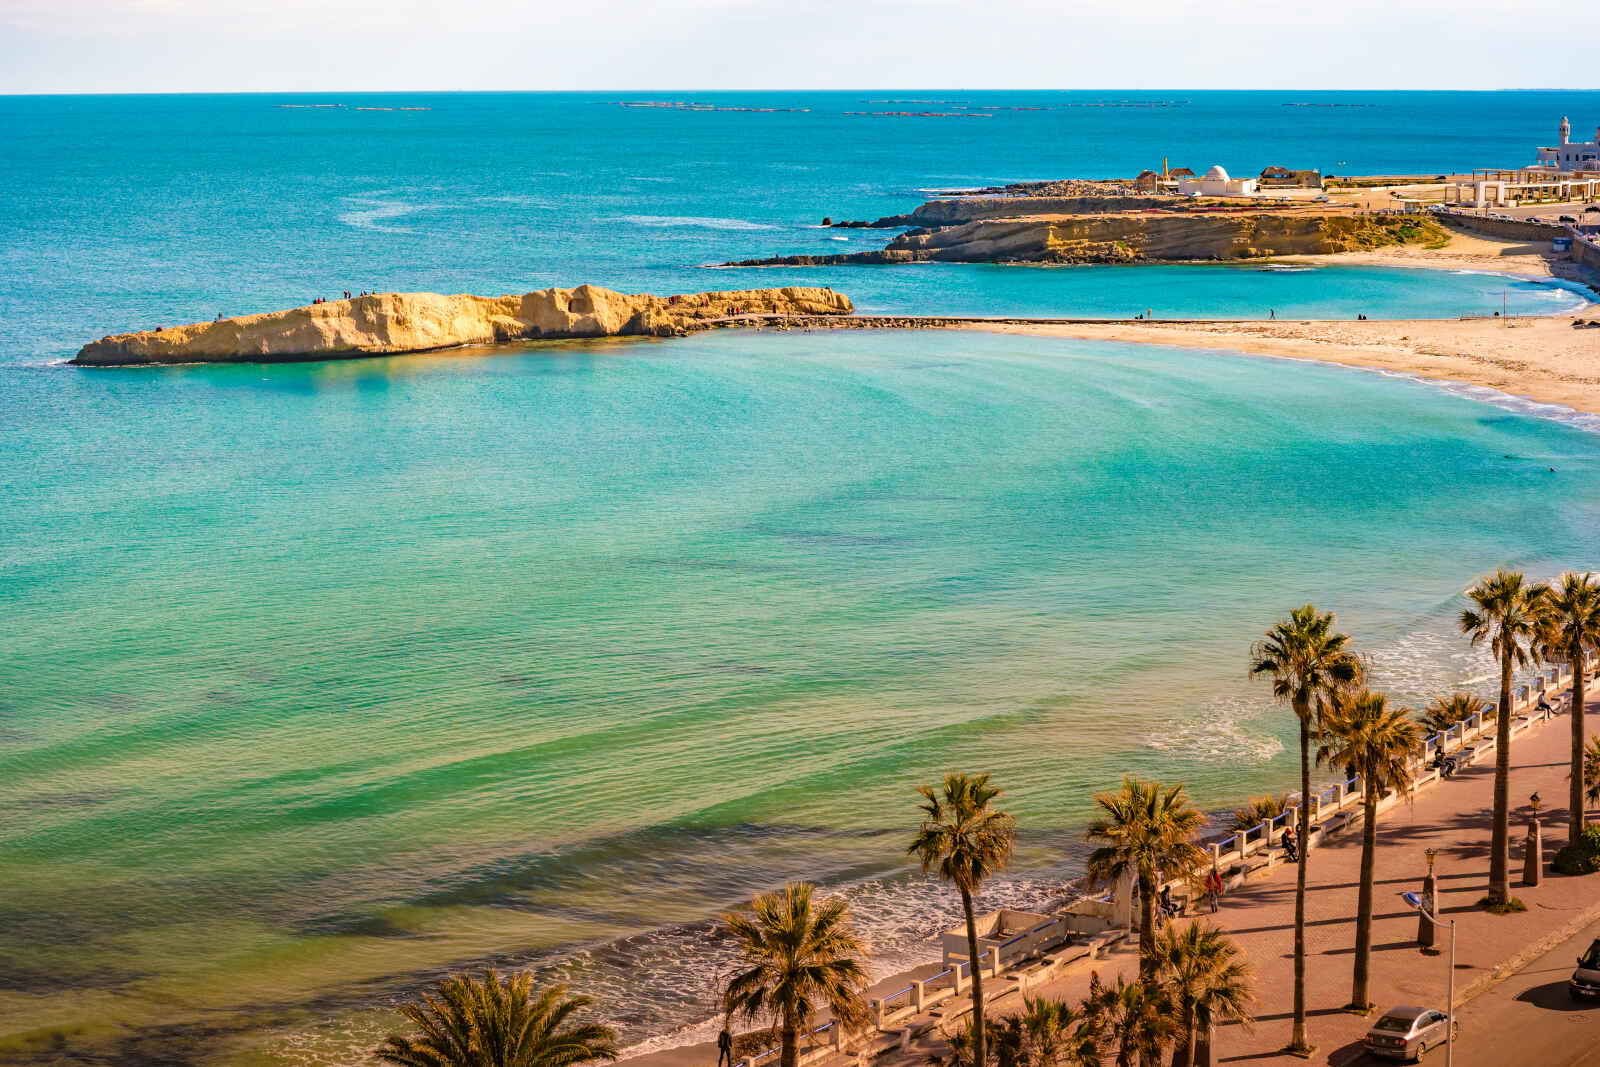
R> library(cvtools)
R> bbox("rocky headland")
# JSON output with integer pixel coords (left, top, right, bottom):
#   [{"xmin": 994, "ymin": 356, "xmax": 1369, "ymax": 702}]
[
  {"xmin": 732, "ymin": 212, "xmax": 1449, "ymax": 267},
  {"xmin": 72, "ymin": 285, "xmax": 853, "ymax": 366},
  {"xmin": 735, "ymin": 179, "xmax": 1449, "ymax": 267}
]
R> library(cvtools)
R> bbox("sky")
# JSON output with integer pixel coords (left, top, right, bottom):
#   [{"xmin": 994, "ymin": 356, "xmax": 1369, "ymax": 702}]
[{"xmin": 2, "ymin": 0, "xmax": 1598, "ymax": 94}]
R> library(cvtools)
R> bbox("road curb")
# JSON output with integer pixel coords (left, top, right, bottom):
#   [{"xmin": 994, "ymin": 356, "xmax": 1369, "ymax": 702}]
[{"xmin": 1456, "ymin": 893, "xmax": 1600, "ymax": 1007}]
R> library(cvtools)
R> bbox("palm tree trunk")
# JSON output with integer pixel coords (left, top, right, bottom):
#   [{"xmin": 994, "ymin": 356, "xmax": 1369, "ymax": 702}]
[
  {"xmin": 780, "ymin": 1020, "xmax": 798, "ymax": 1067},
  {"xmin": 1290, "ymin": 710, "xmax": 1310, "ymax": 1052},
  {"xmin": 1138, "ymin": 866, "xmax": 1157, "ymax": 984},
  {"xmin": 1489, "ymin": 648, "xmax": 1513, "ymax": 905},
  {"xmin": 1571, "ymin": 647, "xmax": 1587, "ymax": 849},
  {"xmin": 1173, "ymin": 1002, "xmax": 1198, "ymax": 1067},
  {"xmin": 1352, "ymin": 766, "xmax": 1379, "ymax": 1010},
  {"xmin": 1195, "ymin": 1016, "xmax": 1214, "ymax": 1067},
  {"xmin": 961, "ymin": 886, "xmax": 986, "ymax": 1067}
]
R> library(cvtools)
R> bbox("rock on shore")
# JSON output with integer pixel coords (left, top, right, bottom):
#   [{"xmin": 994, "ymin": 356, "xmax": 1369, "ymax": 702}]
[
  {"xmin": 72, "ymin": 284, "xmax": 854, "ymax": 366},
  {"xmin": 730, "ymin": 214, "xmax": 1449, "ymax": 267}
]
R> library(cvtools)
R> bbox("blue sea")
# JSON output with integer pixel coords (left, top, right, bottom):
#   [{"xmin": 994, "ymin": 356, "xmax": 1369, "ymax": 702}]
[{"xmin": 1, "ymin": 91, "xmax": 1599, "ymax": 1065}]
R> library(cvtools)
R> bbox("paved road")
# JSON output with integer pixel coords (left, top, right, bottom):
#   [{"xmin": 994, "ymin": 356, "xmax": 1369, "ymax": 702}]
[{"xmin": 1451, "ymin": 918, "xmax": 1600, "ymax": 1067}]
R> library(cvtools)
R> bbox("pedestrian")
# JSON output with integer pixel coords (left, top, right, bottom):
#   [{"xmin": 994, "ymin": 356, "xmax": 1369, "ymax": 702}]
[
  {"xmin": 1282, "ymin": 825, "xmax": 1299, "ymax": 863},
  {"xmin": 717, "ymin": 1026, "xmax": 733, "ymax": 1067},
  {"xmin": 1269, "ymin": 308, "xmax": 1275, "ymax": 319},
  {"xmin": 1206, "ymin": 866, "xmax": 1223, "ymax": 913}
]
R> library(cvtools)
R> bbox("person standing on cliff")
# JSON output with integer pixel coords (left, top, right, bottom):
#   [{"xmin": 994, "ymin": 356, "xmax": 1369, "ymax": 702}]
[{"xmin": 717, "ymin": 1026, "xmax": 733, "ymax": 1067}]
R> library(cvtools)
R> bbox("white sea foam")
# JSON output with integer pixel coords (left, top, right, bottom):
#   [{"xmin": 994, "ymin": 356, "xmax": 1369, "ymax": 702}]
[
  {"xmin": 1370, "ymin": 369, "xmax": 1600, "ymax": 435},
  {"xmin": 1145, "ymin": 697, "xmax": 1283, "ymax": 763},
  {"xmin": 616, "ymin": 215, "xmax": 776, "ymax": 231}
]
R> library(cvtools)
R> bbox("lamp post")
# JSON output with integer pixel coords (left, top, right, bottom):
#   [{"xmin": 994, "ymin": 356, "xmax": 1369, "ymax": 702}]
[
  {"xmin": 1418, "ymin": 849, "xmax": 1438, "ymax": 950},
  {"xmin": 1526, "ymin": 793, "xmax": 1544, "ymax": 887},
  {"xmin": 1404, "ymin": 889, "xmax": 1455, "ymax": 1067}
]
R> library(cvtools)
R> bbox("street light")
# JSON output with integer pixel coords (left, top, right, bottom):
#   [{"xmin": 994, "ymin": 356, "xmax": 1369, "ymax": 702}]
[{"xmin": 1404, "ymin": 890, "xmax": 1456, "ymax": 1067}]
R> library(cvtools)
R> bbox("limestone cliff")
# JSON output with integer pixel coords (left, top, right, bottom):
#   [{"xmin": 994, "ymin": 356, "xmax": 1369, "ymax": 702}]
[
  {"xmin": 72, "ymin": 285, "xmax": 854, "ymax": 366},
  {"xmin": 730, "ymin": 214, "xmax": 1449, "ymax": 267}
]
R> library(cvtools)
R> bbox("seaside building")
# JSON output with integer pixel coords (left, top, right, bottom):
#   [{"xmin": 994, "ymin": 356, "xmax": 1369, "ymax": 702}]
[
  {"xmin": 1444, "ymin": 118, "xmax": 1600, "ymax": 207},
  {"xmin": 1536, "ymin": 117, "xmax": 1600, "ymax": 172},
  {"xmin": 1259, "ymin": 166, "xmax": 1322, "ymax": 189},
  {"xmin": 1177, "ymin": 165, "xmax": 1258, "ymax": 198}
]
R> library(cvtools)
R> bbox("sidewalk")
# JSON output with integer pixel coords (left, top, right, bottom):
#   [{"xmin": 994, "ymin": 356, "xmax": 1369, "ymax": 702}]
[
  {"xmin": 1059, "ymin": 697, "xmax": 1598, "ymax": 1064},
  {"xmin": 875, "ymin": 694, "xmax": 1600, "ymax": 1067}
]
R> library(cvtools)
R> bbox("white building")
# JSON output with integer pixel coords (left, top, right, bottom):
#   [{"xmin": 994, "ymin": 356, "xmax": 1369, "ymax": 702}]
[
  {"xmin": 1177, "ymin": 165, "xmax": 1258, "ymax": 198},
  {"xmin": 1536, "ymin": 117, "xmax": 1600, "ymax": 172}
]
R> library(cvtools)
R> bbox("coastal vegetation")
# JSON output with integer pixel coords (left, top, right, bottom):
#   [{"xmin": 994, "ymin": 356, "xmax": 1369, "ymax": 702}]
[
  {"xmin": 1228, "ymin": 794, "xmax": 1289, "ymax": 834},
  {"xmin": 1248, "ymin": 605, "xmax": 1360, "ymax": 1053},
  {"xmin": 1459, "ymin": 569, "xmax": 1548, "ymax": 906},
  {"xmin": 722, "ymin": 883, "xmax": 869, "ymax": 1067},
  {"xmin": 1535, "ymin": 570, "xmax": 1600, "ymax": 847},
  {"xmin": 375, "ymin": 972, "xmax": 617, "ymax": 1067},
  {"xmin": 1084, "ymin": 776, "xmax": 1207, "ymax": 981},
  {"xmin": 1151, "ymin": 923, "xmax": 1255, "ymax": 1067},
  {"xmin": 909, "ymin": 773, "xmax": 1017, "ymax": 1067},
  {"xmin": 1315, "ymin": 689, "xmax": 1420, "ymax": 1011},
  {"xmin": 1416, "ymin": 691, "xmax": 1487, "ymax": 735}
]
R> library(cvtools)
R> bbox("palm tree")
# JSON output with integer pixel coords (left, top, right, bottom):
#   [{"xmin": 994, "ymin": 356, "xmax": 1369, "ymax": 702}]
[
  {"xmin": 1460, "ymin": 569, "xmax": 1548, "ymax": 905},
  {"xmin": 1151, "ymin": 923, "xmax": 1255, "ymax": 1067},
  {"xmin": 1536, "ymin": 571, "xmax": 1600, "ymax": 848},
  {"xmin": 1081, "ymin": 972, "xmax": 1173, "ymax": 1067},
  {"xmin": 1417, "ymin": 691, "xmax": 1487, "ymax": 737},
  {"xmin": 1316, "ymin": 689, "xmax": 1421, "ymax": 1011},
  {"xmin": 1229, "ymin": 794, "xmax": 1290, "ymax": 835},
  {"xmin": 992, "ymin": 996, "xmax": 1098, "ymax": 1067},
  {"xmin": 1084, "ymin": 776, "xmax": 1207, "ymax": 982},
  {"xmin": 1248, "ymin": 604, "xmax": 1359, "ymax": 1052},
  {"xmin": 909, "ymin": 773, "xmax": 1016, "ymax": 1067},
  {"xmin": 375, "ymin": 971, "xmax": 617, "ymax": 1067},
  {"xmin": 722, "ymin": 883, "xmax": 868, "ymax": 1067}
]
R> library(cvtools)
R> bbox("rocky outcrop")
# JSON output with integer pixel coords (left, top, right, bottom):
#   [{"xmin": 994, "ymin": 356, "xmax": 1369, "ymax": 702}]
[
  {"xmin": 730, "ymin": 214, "xmax": 1449, "ymax": 267},
  {"xmin": 72, "ymin": 285, "xmax": 853, "ymax": 366},
  {"xmin": 839, "ymin": 195, "xmax": 1186, "ymax": 229}
]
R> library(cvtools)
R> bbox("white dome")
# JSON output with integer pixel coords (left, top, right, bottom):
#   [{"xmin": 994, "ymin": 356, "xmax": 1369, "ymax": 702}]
[{"xmin": 1203, "ymin": 165, "xmax": 1230, "ymax": 181}]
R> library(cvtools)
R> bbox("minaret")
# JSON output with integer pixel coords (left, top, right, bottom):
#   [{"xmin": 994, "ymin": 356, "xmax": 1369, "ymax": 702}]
[{"xmin": 1559, "ymin": 116, "xmax": 1570, "ymax": 145}]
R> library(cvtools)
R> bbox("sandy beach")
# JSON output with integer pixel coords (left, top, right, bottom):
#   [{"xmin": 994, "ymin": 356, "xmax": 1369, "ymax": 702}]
[{"xmin": 982, "ymin": 231, "xmax": 1600, "ymax": 416}]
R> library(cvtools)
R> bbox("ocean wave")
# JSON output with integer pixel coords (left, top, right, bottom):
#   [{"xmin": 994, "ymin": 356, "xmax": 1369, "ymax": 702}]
[
  {"xmin": 1143, "ymin": 697, "xmax": 1283, "ymax": 763},
  {"xmin": 616, "ymin": 215, "xmax": 777, "ymax": 232},
  {"xmin": 614, "ymin": 870, "xmax": 1078, "ymax": 1060},
  {"xmin": 1370, "ymin": 370, "xmax": 1600, "ymax": 435}
]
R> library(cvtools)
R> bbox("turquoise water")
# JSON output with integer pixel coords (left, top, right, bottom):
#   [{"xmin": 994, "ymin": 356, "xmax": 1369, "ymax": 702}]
[
  {"xmin": 2, "ymin": 91, "xmax": 1600, "ymax": 1064},
  {"xmin": 8, "ymin": 330, "xmax": 1600, "ymax": 1062}
]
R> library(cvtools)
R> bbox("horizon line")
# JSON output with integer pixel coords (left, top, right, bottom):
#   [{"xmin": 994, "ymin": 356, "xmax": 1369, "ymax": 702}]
[{"xmin": 4, "ymin": 86, "xmax": 1600, "ymax": 98}]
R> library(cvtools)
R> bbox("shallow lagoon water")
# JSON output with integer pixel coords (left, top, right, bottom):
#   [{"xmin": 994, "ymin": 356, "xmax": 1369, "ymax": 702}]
[{"xmin": 7, "ymin": 328, "xmax": 1600, "ymax": 1061}]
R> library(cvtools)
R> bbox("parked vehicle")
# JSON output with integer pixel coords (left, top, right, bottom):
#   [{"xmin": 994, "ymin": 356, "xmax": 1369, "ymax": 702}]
[
  {"xmin": 1571, "ymin": 937, "xmax": 1600, "ymax": 999},
  {"xmin": 1559, "ymin": 215, "xmax": 1578, "ymax": 223},
  {"xmin": 1363, "ymin": 1005, "xmax": 1453, "ymax": 1061}
]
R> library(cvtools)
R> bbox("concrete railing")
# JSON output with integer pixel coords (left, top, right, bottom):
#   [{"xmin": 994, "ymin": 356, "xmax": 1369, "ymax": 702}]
[{"xmin": 1199, "ymin": 657, "xmax": 1591, "ymax": 890}]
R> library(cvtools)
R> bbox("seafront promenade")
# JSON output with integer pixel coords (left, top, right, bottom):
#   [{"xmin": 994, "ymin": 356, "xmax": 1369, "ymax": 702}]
[
  {"xmin": 877, "ymin": 685, "xmax": 1600, "ymax": 1067},
  {"xmin": 638, "ymin": 665, "xmax": 1600, "ymax": 1067}
]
